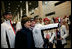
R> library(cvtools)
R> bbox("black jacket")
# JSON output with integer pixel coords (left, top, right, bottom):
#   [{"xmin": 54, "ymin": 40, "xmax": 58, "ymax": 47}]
[{"xmin": 15, "ymin": 26, "xmax": 35, "ymax": 48}]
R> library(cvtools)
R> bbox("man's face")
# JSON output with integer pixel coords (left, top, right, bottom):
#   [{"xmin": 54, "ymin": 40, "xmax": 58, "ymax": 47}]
[
  {"xmin": 5, "ymin": 14, "xmax": 12, "ymax": 20},
  {"xmin": 35, "ymin": 17, "xmax": 39, "ymax": 23}
]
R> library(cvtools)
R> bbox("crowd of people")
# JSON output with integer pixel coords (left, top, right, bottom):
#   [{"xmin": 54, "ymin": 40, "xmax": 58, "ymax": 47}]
[{"xmin": 1, "ymin": 11, "xmax": 70, "ymax": 48}]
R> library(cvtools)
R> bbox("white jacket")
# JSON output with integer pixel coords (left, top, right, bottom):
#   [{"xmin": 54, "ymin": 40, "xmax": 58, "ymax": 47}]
[
  {"xmin": 1, "ymin": 20, "xmax": 15, "ymax": 48},
  {"xmin": 32, "ymin": 23, "xmax": 58, "ymax": 48},
  {"xmin": 16, "ymin": 22, "xmax": 22, "ymax": 32},
  {"xmin": 54, "ymin": 25, "xmax": 69, "ymax": 44}
]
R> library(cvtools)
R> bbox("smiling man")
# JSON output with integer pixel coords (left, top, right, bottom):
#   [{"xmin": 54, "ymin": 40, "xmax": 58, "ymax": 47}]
[{"xmin": 1, "ymin": 11, "xmax": 16, "ymax": 48}]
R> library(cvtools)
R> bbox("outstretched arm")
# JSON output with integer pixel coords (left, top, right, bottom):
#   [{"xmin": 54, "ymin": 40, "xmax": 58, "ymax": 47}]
[{"xmin": 40, "ymin": 23, "xmax": 59, "ymax": 30}]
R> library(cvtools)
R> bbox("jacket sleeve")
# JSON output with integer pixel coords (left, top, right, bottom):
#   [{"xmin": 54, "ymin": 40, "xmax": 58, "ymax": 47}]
[
  {"xmin": 62, "ymin": 25, "xmax": 69, "ymax": 39},
  {"xmin": 1, "ymin": 24, "xmax": 8, "ymax": 48},
  {"xmin": 40, "ymin": 23, "xmax": 58, "ymax": 30}
]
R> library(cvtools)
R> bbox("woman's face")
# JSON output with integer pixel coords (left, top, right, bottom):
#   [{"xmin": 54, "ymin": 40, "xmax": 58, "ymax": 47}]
[
  {"xmin": 24, "ymin": 21, "xmax": 31, "ymax": 28},
  {"xmin": 31, "ymin": 21, "xmax": 36, "ymax": 27}
]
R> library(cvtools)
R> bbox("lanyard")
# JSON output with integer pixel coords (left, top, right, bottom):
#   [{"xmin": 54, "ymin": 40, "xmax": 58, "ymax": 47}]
[{"xmin": 10, "ymin": 20, "xmax": 16, "ymax": 35}]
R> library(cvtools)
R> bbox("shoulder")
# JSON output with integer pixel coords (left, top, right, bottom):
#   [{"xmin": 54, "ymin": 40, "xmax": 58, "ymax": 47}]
[
  {"xmin": 16, "ymin": 29, "xmax": 25, "ymax": 36},
  {"xmin": 35, "ymin": 24, "xmax": 42, "ymax": 28},
  {"xmin": 16, "ymin": 22, "xmax": 21, "ymax": 25},
  {"xmin": 16, "ymin": 30, "xmax": 21, "ymax": 34},
  {"xmin": 61, "ymin": 25, "xmax": 66, "ymax": 29},
  {"xmin": 38, "ymin": 24, "xmax": 42, "ymax": 26},
  {"xmin": 18, "ymin": 22, "xmax": 21, "ymax": 24},
  {"xmin": 18, "ymin": 29, "xmax": 25, "ymax": 33},
  {"xmin": 1, "ymin": 22, "xmax": 5, "ymax": 25},
  {"xmin": 1, "ymin": 22, "xmax": 6, "ymax": 27},
  {"xmin": 62, "ymin": 25, "xmax": 65, "ymax": 27}
]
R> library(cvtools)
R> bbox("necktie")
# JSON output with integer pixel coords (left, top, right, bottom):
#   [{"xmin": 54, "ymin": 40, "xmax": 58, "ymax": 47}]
[{"xmin": 10, "ymin": 20, "xmax": 16, "ymax": 35}]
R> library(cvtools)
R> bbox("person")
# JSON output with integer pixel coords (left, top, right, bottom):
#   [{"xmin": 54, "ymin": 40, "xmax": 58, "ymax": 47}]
[
  {"xmin": 29, "ymin": 18, "xmax": 35, "ymax": 31},
  {"xmin": 63, "ymin": 15, "xmax": 69, "ymax": 30},
  {"xmin": 16, "ymin": 21, "xmax": 22, "ymax": 32},
  {"xmin": 1, "ymin": 11, "xmax": 16, "ymax": 48},
  {"xmin": 15, "ymin": 17, "xmax": 35, "ymax": 48},
  {"xmin": 43, "ymin": 18, "xmax": 51, "ymax": 24},
  {"xmin": 43, "ymin": 18, "xmax": 54, "ymax": 48},
  {"xmin": 12, "ymin": 22, "xmax": 16, "ymax": 32},
  {"xmin": 34, "ymin": 16, "xmax": 39, "ymax": 24},
  {"xmin": 39, "ymin": 17, "xmax": 43, "ymax": 24},
  {"xmin": 30, "ymin": 16, "xmax": 59, "ymax": 48},
  {"xmin": 54, "ymin": 17, "xmax": 69, "ymax": 48},
  {"xmin": 16, "ymin": 14, "xmax": 27, "ymax": 32}
]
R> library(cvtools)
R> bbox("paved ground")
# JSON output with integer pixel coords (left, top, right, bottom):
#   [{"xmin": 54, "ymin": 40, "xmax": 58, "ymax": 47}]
[{"xmin": 64, "ymin": 40, "xmax": 71, "ymax": 48}]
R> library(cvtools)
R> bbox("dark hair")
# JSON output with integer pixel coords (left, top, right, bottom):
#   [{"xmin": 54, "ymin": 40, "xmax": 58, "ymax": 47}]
[
  {"xmin": 52, "ymin": 17, "xmax": 55, "ymax": 23},
  {"xmin": 30, "ymin": 18, "xmax": 34, "ymax": 21},
  {"xmin": 21, "ymin": 17, "xmax": 30, "ymax": 27},
  {"xmin": 34, "ymin": 15, "xmax": 39, "ymax": 20},
  {"xmin": 22, "ymin": 14, "xmax": 27, "ymax": 18},
  {"xmin": 39, "ymin": 17, "xmax": 42, "ymax": 20},
  {"xmin": 3, "ymin": 11, "xmax": 12, "ymax": 16},
  {"xmin": 2, "ymin": 11, "xmax": 12, "ymax": 19}
]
